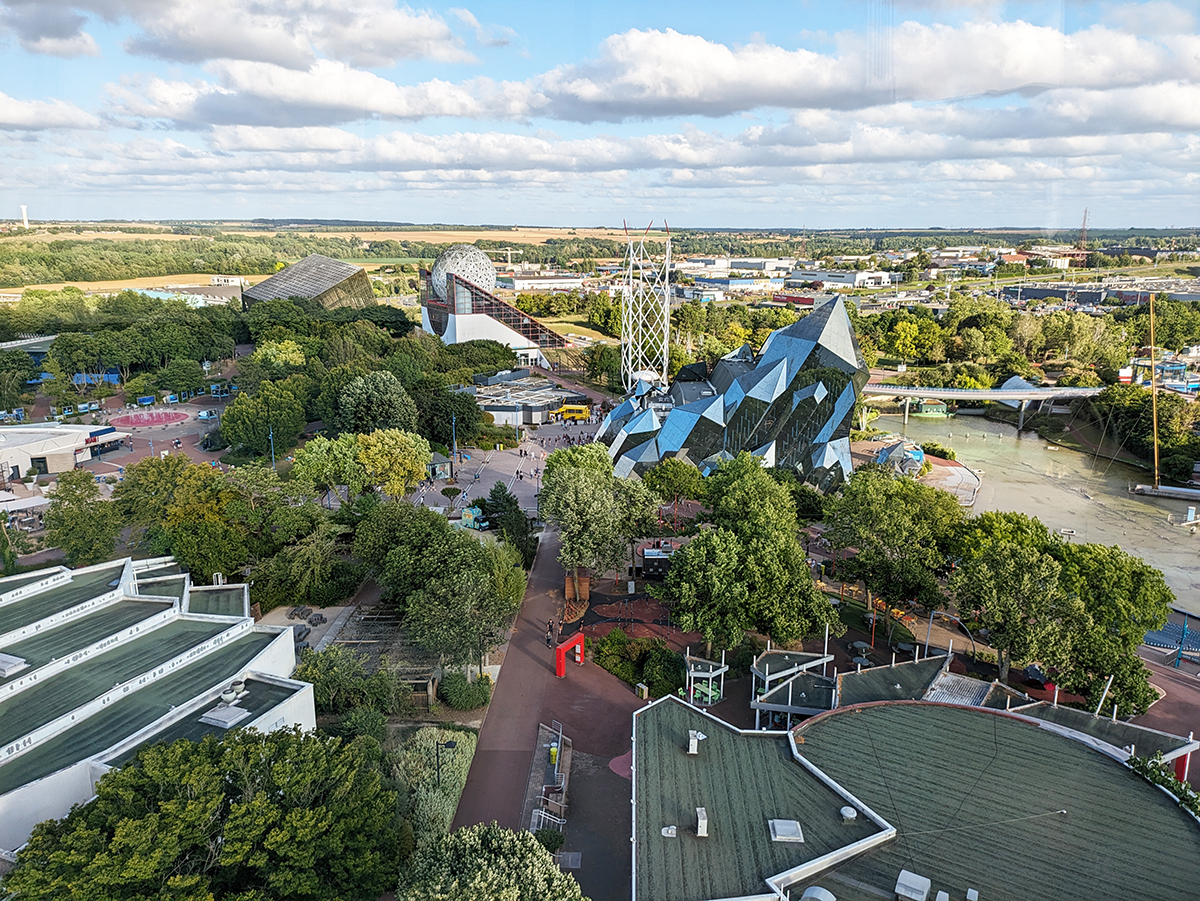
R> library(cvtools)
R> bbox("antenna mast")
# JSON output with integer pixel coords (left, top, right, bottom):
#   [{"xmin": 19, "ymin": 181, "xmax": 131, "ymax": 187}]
[
  {"xmin": 1078, "ymin": 208, "xmax": 1089, "ymax": 251},
  {"xmin": 1149, "ymin": 291, "xmax": 1160, "ymax": 489},
  {"xmin": 620, "ymin": 220, "xmax": 671, "ymax": 391}
]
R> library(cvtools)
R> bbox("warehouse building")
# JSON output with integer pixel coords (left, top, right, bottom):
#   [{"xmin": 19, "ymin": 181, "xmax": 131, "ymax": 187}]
[
  {"xmin": 243, "ymin": 253, "xmax": 375, "ymax": 310},
  {"xmin": 0, "ymin": 557, "xmax": 314, "ymax": 858}
]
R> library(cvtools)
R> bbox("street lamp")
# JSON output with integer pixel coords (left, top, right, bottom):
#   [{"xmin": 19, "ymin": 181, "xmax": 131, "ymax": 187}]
[{"xmin": 435, "ymin": 739, "xmax": 457, "ymax": 787}]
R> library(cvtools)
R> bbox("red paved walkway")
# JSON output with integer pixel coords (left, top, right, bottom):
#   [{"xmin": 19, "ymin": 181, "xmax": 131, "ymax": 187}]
[{"xmin": 453, "ymin": 530, "xmax": 641, "ymax": 830}]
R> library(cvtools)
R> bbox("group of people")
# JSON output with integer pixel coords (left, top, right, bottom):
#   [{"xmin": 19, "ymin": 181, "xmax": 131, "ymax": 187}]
[{"xmin": 545, "ymin": 618, "xmax": 567, "ymax": 647}]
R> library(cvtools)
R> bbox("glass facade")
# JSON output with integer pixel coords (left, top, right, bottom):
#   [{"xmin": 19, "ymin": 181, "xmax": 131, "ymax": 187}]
[{"xmin": 597, "ymin": 297, "xmax": 869, "ymax": 489}]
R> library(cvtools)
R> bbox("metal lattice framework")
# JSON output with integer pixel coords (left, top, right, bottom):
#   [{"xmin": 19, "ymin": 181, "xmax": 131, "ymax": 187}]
[
  {"xmin": 620, "ymin": 224, "xmax": 671, "ymax": 390},
  {"xmin": 430, "ymin": 244, "xmax": 497, "ymax": 300}
]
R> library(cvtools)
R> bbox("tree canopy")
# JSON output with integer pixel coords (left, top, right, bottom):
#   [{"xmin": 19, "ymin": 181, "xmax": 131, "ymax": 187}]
[
  {"xmin": 4, "ymin": 728, "xmax": 401, "ymax": 901},
  {"xmin": 44, "ymin": 469, "xmax": 121, "ymax": 566}
]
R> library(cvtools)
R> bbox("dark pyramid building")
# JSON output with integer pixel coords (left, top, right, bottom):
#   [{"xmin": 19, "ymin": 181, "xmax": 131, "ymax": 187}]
[
  {"xmin": 243, "ymin": 254, "xmax": 375, "ymax": 310},
  {"xmin": 596, "ymin": 297, "xmax": 869, "ymax": 490}
]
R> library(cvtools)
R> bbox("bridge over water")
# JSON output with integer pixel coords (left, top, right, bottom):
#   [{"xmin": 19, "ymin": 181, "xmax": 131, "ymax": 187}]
[{"xmin": 862, "ymin": 382, "xmax": 1103, "ymax": 428}]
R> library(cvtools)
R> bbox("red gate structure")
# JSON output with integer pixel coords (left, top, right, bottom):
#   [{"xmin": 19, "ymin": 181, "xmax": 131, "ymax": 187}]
[{"xmin": 556, "ymin": 632, "xmax": 585, "ymax": 678}]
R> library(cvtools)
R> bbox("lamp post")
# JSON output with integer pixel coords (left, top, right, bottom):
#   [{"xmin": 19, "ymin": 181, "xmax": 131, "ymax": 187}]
[{"xmin": 435, "ymin": 739, "xmax": 457, "ymax": 787}]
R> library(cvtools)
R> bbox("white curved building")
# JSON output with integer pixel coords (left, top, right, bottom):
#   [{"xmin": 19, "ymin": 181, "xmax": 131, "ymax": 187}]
[
  {"xmin": 0, "ymin": 558, "xmax": 314, "ymax": 859},
  {"xmin": 420, "ymin": 244, "xmax": 565, "ymax": 366}
]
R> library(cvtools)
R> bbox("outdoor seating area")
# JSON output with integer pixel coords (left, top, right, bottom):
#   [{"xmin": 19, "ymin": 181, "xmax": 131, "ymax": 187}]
[{"xmin": 680, "ymin": 649, "xmax": 728, "ymax": 706}]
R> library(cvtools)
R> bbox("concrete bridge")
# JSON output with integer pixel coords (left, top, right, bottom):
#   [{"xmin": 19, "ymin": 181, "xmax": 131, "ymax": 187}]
[{"xmin": 863, "ymin": 382, "xmax": 1103, "ymax": 428}]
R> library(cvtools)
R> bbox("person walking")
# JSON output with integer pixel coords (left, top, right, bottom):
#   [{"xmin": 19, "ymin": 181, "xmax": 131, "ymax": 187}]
[{"xmin": 546, "ymin": 621, "xmax": 554, "ymax": 648}]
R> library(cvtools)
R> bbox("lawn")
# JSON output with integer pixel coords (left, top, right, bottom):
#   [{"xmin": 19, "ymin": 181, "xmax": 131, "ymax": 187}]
[{"xmin": 538, "ymin": 315, "xmax": 613, "ymax": 343}]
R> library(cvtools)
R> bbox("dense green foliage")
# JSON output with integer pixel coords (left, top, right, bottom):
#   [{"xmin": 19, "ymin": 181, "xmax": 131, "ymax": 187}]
[
  {"xmin": 438, "ymin": 672, "xmax": 492, "ymax": 709},
  {"xmin": 397, "ymin": 822, "xmax": 587, "ymax": 901},
  {"xmin": 3, "ymin": 728, "xmax": 402, "ymax": 901},
  {"xmin": 352, "ymin": 502, "xmax": 525, "ymax": 672},
  {"xmin": 1084, "ymin": 383, "xmax": 1200, "ymax": 481},
  {"xmin": 592, "ymin": 628, "xmax": 686, "ymax": 698},
  {"xmin": 294, "ymin": 645, "xmax": 413, "ymax": 715},
  {"xmin": 44, "ymin": 469, "xmax": 121, "ymax": 566}
]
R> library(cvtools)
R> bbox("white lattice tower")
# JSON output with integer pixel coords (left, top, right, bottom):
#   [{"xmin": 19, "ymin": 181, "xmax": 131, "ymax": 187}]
[{"xmin": 620, "ymin": 223, "xmax": 671, "ymax": 391}]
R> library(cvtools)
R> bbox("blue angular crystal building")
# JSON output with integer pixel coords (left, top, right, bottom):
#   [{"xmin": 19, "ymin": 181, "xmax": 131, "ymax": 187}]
[{"xmin": 595, "ymin": 297, "xmax": 869, "ymax": 490}]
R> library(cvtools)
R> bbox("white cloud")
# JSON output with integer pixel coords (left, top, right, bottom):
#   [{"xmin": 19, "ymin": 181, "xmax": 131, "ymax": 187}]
[
  {"xmin": 0, "ymin": 90, "xmax": 100, "ymax": 129},
  {"xmin": 449, "ymin": 7, "xmax": 517, "ymax": 48},
  {"xmin": 1, "ymin": 0, "xmax": 475, "ymax": 66}
]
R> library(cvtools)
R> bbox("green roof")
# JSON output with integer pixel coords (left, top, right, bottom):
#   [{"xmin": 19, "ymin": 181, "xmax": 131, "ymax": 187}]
[
  {"xmin": 0, "ymin": 562, "xmax": 125, "ymax": 635},
  {"xmin": 0, "ymin": 631, "xmax": 279, "ymax": 795},
  {"xmin": 634, "ymin": 698, "xmax": 881, "ymax": 901},
  {"xmin": 107, "ymin": 676, "xmax": 302, "ymax": 766},
  {"xmin": 1015, "ymin": 702, "xmax": 1194, "ymax": 758},
  {"xmin": 836, "ymin": 655, "xmax": 946, "ymax": 707},
  {"xmin": 134, "ymin": 562, "xmax": 182, "ymax": 578},
  {"xmin": 136, "ymin": 575, "xmax": 188, "ymax": 601},
  {"xmin": 0, "ymin": 599, "xmax": 172, "ymax": 682},
  {"xmin": 0, "ymin": 570, "xmax": 63, "ymax": 594},
  {"xmin": 0, "ymin": 618, "xmax": 232, "ymax": 746},
  {"xmin": 188, "ymin": 586, "xmax": 247, "ymax": 618},
  {"xmin": 792, "ymin": 703, "xmax": 1200, "ymax": 901}
]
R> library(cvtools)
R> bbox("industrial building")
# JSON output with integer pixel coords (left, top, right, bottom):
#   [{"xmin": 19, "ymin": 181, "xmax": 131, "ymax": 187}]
[
  {"xmin": 421, "ymin": 245, "xmax": 566, "ymax": 367},
  {"xmin": 0, "ymin": 423, "xmax": 129, "ymax": 477},
  {"xmin": 0, "ymin": 557, "xmax": 315, "ymax": 858},
  {"xmin": 785, "ymin": 269, "xmax": 900, "ymax": 289},
  {"xmin": 242, "ymin": 253, "xmax": 375, "ymax": 310},
  {"xmin": 596, "ymin": 297, "xmax": 870, "ymax": 488},
  {"xmin": 632, "ymin": 690, "xmax": 1200, "ymax": 901},
  {"xmin": 496, "ymin": 272, "xmax": 588, "ymax": 293}
]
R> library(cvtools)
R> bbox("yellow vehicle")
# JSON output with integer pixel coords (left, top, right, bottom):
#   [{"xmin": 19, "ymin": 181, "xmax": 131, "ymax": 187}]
[{"xmin": 551, "ymin": 404, "xmax": 590, "ymax": 422}]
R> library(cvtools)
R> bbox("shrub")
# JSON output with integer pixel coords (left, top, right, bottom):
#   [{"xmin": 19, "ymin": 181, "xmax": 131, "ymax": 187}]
[
  {"xmin": 439, "ymin": 672, "xmax": 492, "ymax": 710},
  {"xmin": 392, "ymin": 727, "xmax": 477, "ymax": 847},
  {"xmin": 593, "ymin": 627, "xmax": 685, "ymax": 698},
  {"xmin": 342, "ymin": 707, "xmax": 387, "ymax": 742},
  {"xmin": 533, "ymin": 828, "xmax": 565, "ymax": 853},
  {"xmin": 920, "ymin": 441, "xmax": 957, "ymax": 461}
]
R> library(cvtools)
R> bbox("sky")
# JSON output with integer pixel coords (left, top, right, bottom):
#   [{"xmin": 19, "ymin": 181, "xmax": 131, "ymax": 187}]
[{"xmin": 1, "ymin": 0, "xmax": 1199, "ymax": 227}]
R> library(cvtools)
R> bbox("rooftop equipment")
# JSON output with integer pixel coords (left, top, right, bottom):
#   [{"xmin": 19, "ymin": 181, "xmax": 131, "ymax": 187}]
[{"xmin": 696, "ymin": 807, "xmax": 708, "ymax": 838}]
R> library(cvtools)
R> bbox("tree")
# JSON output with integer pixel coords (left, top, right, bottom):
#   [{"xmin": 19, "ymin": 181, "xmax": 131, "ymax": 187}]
[
  {"xmin": 221, "ymin": 380, "xmax": 306, "ymax": 456},
  {"xmin": 654, "ymin": 528, "xmax": 750, "ymax": 654},
  {"xmin": 114, "ymin": 452, "xmax": 194, "ymax": 529},
  {"xmin": 397, "ymin": 823, "xmax": 587, "ymax": 901},
  {"xmin": 156, "ymin": 358, "xmax": 206, "ymax": 394},
  {"xmin": 292, "ymin": 433, "xmax": 369, "ymax": 503},
  {"xmin": 642, "ymin": 457, "xmax": 704, "ymax": 504},
  {"xmin": 335, "ymin": 370, "xmax": 418, "ymax": 434},
  {"xmin": 615, "ymin": 476, "xmax": 661, "ymax": 578},
  {"xmin": 5, "ymin": 728, "xmax": 401, "ymax": 901},
  {"xmin": 353, "ymin": 502, "xmax": 457, "ymax": 605},
  {"xmin": 405, "ymin": 536, "xmax": 522, "ymax": 674},
  {"xmin": 356, "ymin": 428, "xmax": 431, "ymax": 497},
  {"xmin": 417, "ymin": 387, "xmax": 482, "ymax": 448},
  {"xmin": 44, "ymin": 469, "xmax": 121, "ymax": 566},
  {"xmin": 886, "ymin": 320, "xmax": 919, "ymax": 363},
  {"xmin": 706, "ymin": 454, "xmax": 839, "ymax": 643},
  {"xmin": 168, "ymin": 519, "xmax": 249, "ymax": 583},
  {"xmin": 475, "ymin": 481, "xmax": 537, "ymax": 567},
  {"xmin": 540, "ymin": 446, "xmax": 624, "ymax": 602},
  {"xmin": 951, "ymin": 541, "xmax": 1066, "ymax": 685},
  {"xmin": 825, "ymin": 466, "xmax": 964, "ymax": 609}
]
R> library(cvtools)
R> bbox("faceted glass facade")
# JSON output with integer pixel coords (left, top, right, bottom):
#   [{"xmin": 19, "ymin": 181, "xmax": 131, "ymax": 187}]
[{"xmin": 596, "ymin": 297, "xmax": 869, "ymax": 490}]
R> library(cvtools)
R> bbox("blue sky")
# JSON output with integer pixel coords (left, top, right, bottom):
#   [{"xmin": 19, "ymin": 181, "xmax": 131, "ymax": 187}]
[{"xmin": 1, "ymin": 0, "xmax": 1198, "ymax": 227}]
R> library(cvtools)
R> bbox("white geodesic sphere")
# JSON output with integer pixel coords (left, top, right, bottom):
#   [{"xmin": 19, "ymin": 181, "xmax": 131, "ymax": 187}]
[{"xmin": 430, "ymin": 244, "xmax": 497, "ymax": 300}]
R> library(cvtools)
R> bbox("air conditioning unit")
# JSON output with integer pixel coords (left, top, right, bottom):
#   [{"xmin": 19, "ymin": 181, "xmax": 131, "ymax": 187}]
[
  {"xmin": 696, "ymin": 807, "xmax": 708, "ymax": 838},
  {"xmin": 895, "ymin": 870, "xmax": 931, "ymax": 901}
]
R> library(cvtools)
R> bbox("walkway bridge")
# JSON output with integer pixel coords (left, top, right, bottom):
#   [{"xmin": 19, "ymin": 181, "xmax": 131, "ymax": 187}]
[{"xmin": 863, "ymin": 382, "xmax": 1102, "ymax": 428}]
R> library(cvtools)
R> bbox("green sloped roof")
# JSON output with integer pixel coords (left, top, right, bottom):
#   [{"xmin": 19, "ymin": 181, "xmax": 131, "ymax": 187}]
[
  {"xmin": 836, "ymin": 656, "xmax": 946, "ymax": 707},
  {"xmin": 792, "ymin": 703, "xmax": 1200, "ymax": 901}
]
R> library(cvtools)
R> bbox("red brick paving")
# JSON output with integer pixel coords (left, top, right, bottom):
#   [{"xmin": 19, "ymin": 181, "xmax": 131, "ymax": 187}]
[{"xmin": 452, "ymin": 531, "xmax": 644, "ymax": 831}]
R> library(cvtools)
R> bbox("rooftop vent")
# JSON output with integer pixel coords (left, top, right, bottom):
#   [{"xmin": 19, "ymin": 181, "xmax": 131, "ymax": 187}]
[
  {"xmin": 840, "ymin": 806, "xmax": 858, "ymax": 824},
  {"xmin": 935, "ymin": 892, "xmax": 949, "ymax": 901},
  {"xmin": 687, "ymin": 730, "xmax": 707, "ymax": 754},
  {"xmin": 800, "ymin": 888, "xmax": 837, "ymax": 901},
  {"xmin": 768, "ymin": 819, "xmax": 804, "ymax": 843},
  {"xmin": 199, "ymin": 705, "xmax": 252, "ymax": 729},
  {"xmin": 895, "ymin": 869, "xmax": 931, "ymax": 901},
  {"xmin": 0, "ymin": 652, "xmax": 28, "ymax": 679},
  {"xmin": 966, "ymin": 891, "xmax": 979, "ymax": 901},
  {"xmin": 661, "ymin": 826, "xmax": 677, "ymax": 838},
  {"xmin": 696, "ymin": 807, "xmax": 708, "ymax": 838}
]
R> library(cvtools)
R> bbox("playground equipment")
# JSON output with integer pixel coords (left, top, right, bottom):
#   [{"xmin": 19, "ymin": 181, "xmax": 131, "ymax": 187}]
[{"xmin": 556, "ymin": 632, "xmax": 585, "ymax": 678}]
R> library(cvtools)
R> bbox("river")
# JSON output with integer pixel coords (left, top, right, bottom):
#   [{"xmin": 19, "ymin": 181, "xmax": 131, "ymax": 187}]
[{"xmin": 878, "ymin": 413, "xmax": 1200, "ymax": 615}]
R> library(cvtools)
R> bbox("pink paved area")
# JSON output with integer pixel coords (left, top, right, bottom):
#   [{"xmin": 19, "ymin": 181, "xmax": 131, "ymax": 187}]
[{"xmin": 110, "ymin": 410, "xmax": 191, "ymax": 427}]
